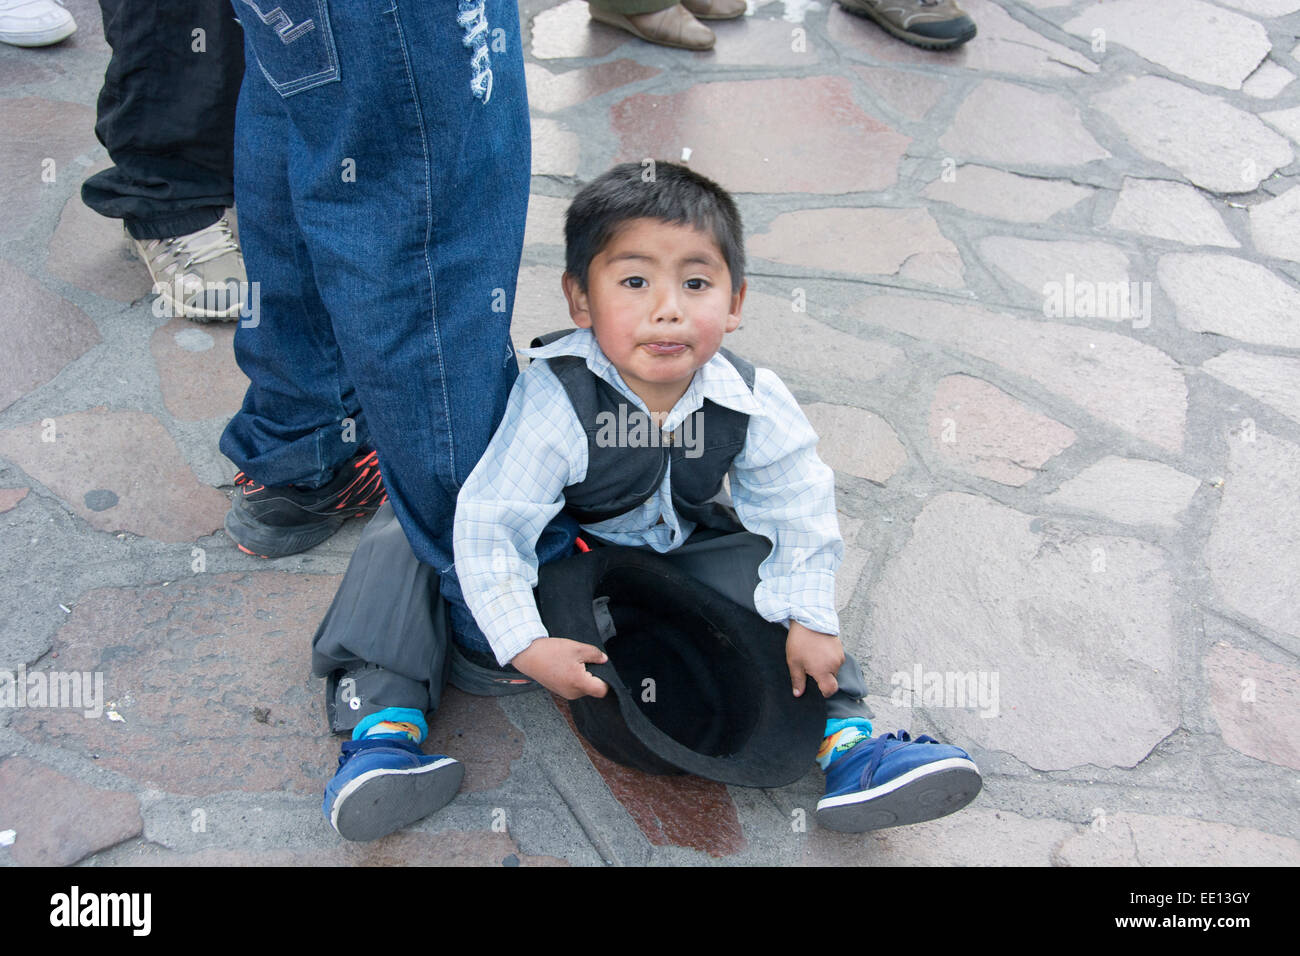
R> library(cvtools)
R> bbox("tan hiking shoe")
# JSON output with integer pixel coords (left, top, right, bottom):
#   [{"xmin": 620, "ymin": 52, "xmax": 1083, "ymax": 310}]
[
  {"xmin": 681, "ymin": 0, "xmax": 746, "ymax": 20},
  {"xmin": 132, "ymin": 212, "xmax": 247, "ymax": 322},
  {"xmin": 836, "ymin": 0, "xmax": 976, "ymax": 49},
  {"xmin": 589, "ymin": 2, "xmax": 715, "ymax": 51}
]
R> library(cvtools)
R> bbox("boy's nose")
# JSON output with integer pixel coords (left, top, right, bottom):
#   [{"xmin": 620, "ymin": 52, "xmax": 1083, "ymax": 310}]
[{"xmin": 652, "ymin": 289, "xmax": 683, "ymax": 323}]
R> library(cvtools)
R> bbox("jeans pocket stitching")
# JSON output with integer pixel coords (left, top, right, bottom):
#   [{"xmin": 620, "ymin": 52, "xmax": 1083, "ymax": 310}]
[{"xmin": 243, "ymin": 0, "xmax": 341, "ymax": 98}]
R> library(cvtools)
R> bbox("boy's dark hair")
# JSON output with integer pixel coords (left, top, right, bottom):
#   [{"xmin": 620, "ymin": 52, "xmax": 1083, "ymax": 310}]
[{"xmin": 565, "ymin": 161, "xmax": 745, "ymax": 294}]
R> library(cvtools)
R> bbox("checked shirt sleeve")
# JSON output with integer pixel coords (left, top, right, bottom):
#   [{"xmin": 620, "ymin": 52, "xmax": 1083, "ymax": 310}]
[
  {"xmin": 729, "ymin": 368, "xmax": 843, "ymax": 636},
  {"xmin": 452, "ymin": 361, "xmax": 586, "ymax": 665}
]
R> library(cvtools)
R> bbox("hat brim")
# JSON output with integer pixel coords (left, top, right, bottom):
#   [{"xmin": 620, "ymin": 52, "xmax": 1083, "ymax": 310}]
[{"xmin": 536, "ymin": 546, "xmax": 826, "ymax": 787}]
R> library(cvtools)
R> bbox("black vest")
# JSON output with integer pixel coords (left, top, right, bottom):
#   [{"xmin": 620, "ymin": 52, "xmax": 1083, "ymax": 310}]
[{"xmin": 529, "ymin": 330, "xmax": 757, "ymax": 532}]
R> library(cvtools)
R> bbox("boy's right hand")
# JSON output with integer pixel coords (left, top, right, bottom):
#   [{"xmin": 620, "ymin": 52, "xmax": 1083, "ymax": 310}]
[{"xmin": 510, "ymin": 637, "xmax": 610, "ymax": 700}]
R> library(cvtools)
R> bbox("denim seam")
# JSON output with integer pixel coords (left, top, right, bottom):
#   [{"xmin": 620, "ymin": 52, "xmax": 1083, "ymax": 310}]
[{"xmin": 388, "ymin": 2, "xmax": 455, "ymax": 483}]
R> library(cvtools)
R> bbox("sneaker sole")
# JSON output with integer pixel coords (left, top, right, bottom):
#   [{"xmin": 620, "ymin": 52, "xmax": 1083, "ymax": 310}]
[
  {"xmin": 224, "ymin": 504, "xmax": 347, "ymax": 559},
  {"xmin": 815, "ymin": 757, "xmax": 982, "ymax": 832},
  {"xmin": 836, "ymin": 1, "xmax": 976, "ymax": 50},
  {"xmin": 0, "ymin": 21, "xmax": 76, "ymax": 46},
  {"xmin": 330, "ymin": 757, "xmax": 464, "ymax": 842},
  {"xmin": 150, "ymin": 276, "xmax": 244, "ymax": 323}
]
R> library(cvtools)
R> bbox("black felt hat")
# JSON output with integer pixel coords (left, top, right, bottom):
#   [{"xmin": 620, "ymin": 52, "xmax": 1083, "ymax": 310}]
[{"xmin": 535, "ymin": 546, "xmax": 826, "ymax": 787}]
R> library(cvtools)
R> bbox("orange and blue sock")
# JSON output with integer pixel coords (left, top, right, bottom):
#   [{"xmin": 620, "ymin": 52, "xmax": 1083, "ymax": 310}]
[
  {"xmin": 817, "ymin": 717, "xmax": 873, "ymax": 771},
  {"xmin": 352, "ymin": 706, "xmax": 427, "ymax": 744}
]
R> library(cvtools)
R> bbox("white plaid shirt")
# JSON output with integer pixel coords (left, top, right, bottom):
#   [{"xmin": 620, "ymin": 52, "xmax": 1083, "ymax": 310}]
[{"xmin": 452, "ymin": 328, "xmax": 844, "ymax": 665}]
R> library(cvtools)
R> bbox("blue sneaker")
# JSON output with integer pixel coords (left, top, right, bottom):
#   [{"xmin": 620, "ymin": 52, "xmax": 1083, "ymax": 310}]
[
  {"xmin": 323, "ymin": 737, "xmax": 464, "ymax": 842},
  {"xmin": 816, "ymin": 730, "xmax": 981, "ymax": 832}
]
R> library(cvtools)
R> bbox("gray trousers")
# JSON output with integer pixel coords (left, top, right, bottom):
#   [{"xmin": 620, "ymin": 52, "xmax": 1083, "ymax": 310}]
[{"xmin": 311, "ymin": 505, "xmax": 872, "ymax": 732}]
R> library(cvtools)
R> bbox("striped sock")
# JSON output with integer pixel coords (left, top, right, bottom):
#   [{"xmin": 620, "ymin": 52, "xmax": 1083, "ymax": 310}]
[
  {"xmin": 817, "ymin": 717, "xmax": 873, "ymax": 771},
  {"xmin": 352, "ymin": 706, "xmax": 428, "ymax": 744},
  {"xmin": 363, "ymin": 721, "xmax": 423, "ymax": 743}
]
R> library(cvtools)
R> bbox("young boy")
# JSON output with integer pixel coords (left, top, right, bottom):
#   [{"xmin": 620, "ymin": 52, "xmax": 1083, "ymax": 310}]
[
  {"xmin": 317, "ymin": 162, "xmax": 982, "ymax": 841},
  {"xmin": 449, "ymin": 161, "xmax": 982, "ymax": 833}
]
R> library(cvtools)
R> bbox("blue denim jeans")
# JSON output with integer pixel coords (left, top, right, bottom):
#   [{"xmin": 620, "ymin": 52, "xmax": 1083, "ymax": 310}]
[{"xmin": 220, "ymin": 0, "xmax": 531, "ymax": 604}]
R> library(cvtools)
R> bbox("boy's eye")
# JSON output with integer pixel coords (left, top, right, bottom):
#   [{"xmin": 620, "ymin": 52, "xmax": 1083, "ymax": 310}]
[
  {"xmin": 622, "ymin": 276, "xmax": 647, "ymax": 289},
  {"xmin": 685, "ymin": 278, "xmax": 710, "ymax": 290}
]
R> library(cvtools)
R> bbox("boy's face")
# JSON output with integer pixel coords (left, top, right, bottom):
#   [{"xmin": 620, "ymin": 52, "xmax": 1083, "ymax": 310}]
[{"xmin": 562, "ymin": 218, "xmax": 746, "ymax": 412}]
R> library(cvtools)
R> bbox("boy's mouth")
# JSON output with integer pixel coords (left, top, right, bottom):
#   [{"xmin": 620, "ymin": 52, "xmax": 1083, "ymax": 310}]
[{"xmin": 642, "ymin": 341, "xmax": 688, "ymax": 355}]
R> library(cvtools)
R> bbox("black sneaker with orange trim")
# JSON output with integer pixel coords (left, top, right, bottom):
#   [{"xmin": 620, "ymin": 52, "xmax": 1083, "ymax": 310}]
[{"xmin": 225, "ymin": 449, "xmax": 387, "ymax": 558}]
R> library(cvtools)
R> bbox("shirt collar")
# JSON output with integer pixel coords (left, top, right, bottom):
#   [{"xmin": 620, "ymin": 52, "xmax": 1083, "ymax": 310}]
[{"xmin": 521, "ymin": 328, "xmax": 761, "ymax": 422}]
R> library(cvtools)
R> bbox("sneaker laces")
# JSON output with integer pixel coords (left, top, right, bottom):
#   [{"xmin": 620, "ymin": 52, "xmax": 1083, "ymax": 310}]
[
  {"xmin": 860, "ymin": 730, "xmax": 938, "ymax": 788},
  {"xmin": 147, "ymin": 218, "xmax": 240, "ymax": 272},
  {"xmin": 170, "ymin": 218, "xmax": 240, "ymax": 268}
]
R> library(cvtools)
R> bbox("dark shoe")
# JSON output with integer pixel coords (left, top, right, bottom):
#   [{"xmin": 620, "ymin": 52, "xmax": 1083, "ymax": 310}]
[
  {"xmin": 323, "ymin": 737, "xmax": 463, "ymax": 842},
  {"xmin": 225, "ymin": 449, "xmax": 387, "ymax": 558},
  {"xmin": 816, "ymin": 730, "xmax": 981, "ymax": 832},
  {"xmin": 448, "ymin": 641, "xmax": 542, "ymax": 696},
  {"xmin": 836, "ymin": 0, "xmax": 976, "ymax": 50}
]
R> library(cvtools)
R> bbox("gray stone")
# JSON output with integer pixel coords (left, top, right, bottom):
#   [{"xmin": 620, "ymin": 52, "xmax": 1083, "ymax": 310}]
[
  {"xmin": 1201, "ymin": 350, "xmax": 1300, "ymax": 424},
  {"xmin": 1248, "ymin": 186, "xmax": 1300, "ymax": 263},
  {"xmin": 979, "ymin": 237, "xmax": 1130, "ymax": 312},
  {"xmin": 836, "ymin": 516, "xmax": 869, "ymax": 613},
  {"xmin": 852, "ymin": 66, "xmax": 945, "ymax": 121},
  {"xmin": 1093, "ymin": 76, "xmax": 1293, "ymax": 193},
  {"xmin": 1159, "ymin": 253, "xmax": 1300, "ymax": 348},
  {"xmin": 523, "ymin": 194, "xmax": 569, "ymax": 248},
  {"xmin": 867, "ymin": 493, "xmax": 1180, "ymax": 771},
  {"xmin": 939, "ymin": 81, "xmax": 1109, "ymax": 168},
  {"xmin": 802, "ymin": 808, "xmax": 1075, "ymax": 866},
  {"xmin": 1242, "ymin": 61, "xmax": 1295, "ymax": 99},
  {"xmin": 852, "ymin": 295, "xmax": 1187, "ymax": 451},
  {"xmin": 531, "ymin": 118, "xmax": 580, "ymax": 177},
  {"xmin": 1215, "ymin": 0, "xmax": 1300, "ymax": 15},
  {"xmin": 0, "ymin": 757, "xmax": 143, "ymax": 867},
  {"xmin": 1260, "ymin": 105, "xmax": 1300, "ymax": 143},
  {"xmin": 1206, "ymin": 642, "xmax": 1300, "ymax": 771},
  {"xmin": 1108, "ymin": 178, "xmax": 1239, "ymax": 248},
  {"xmin": 929, "ymin": 374, "xmax": 1076, "ymax": 486},
  {"xmin": 1045, "ymin": 456, "xmax": 1200, "ymax": 528},
  {"xmin": 1055, "ymin": 812, "xmax": 1300, "ymax": 865},
  {"xmin": 0, "ymin": 260, "xmax": 102, "ymax": 413},
  {"xmin": 511, "ymin": 265, "xmax": 570, "ymax": 357},
  {"xmin": 803, "ymin": 403, "xmax": 906, "ymax": 485},
  {"xmin": 1205, "ymin": 427, "xmax": 1300, "ymax": 639},
  {"xmin": 530, "ymin": 0, "xmax": 627, "ymax": 60},
  {"xmin": 728, "ymin": 291, "xmax": 905, "ymax": 398},
  {"xmin": 1064, "ymin": 1, "xmax": 1269, "ymax": 90},
  {"xmin": 749, "ymin": 207, "xmax": 962, "ymax": 286},
  {"xmin": 826, "ymin": 0, "xmax": 1099, "ymax": 78},
  {"xmin": 923, "ymin": 165, "xmax": 1093, "ymax": 224}
]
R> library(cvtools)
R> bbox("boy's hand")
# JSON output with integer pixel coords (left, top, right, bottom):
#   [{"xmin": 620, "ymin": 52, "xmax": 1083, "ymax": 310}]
[
  {"xmin": 511, "ymin": 637, "xmax": 610, "ymax": 700},
  {"xmin": 786, "ymin": 621, "xmax": 844, "ymax": 699}
]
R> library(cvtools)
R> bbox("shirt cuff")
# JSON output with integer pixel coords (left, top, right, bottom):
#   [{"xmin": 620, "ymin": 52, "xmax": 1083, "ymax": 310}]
[
  {"xmin": 465, "ymin": 580, "xmax": 551, "ymax": 665},
  {"xmin": 755, "ymin": 568, "xmax": 840, "ymax": 636}
]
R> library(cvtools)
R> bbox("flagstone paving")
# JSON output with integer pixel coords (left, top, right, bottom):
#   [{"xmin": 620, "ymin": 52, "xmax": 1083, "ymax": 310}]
[{"xmin": 1, "ymin": 0, "xmax": 1298, "ymax": 867}]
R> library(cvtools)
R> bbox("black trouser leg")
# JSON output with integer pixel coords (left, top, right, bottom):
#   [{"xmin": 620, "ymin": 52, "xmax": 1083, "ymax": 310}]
[{"xmin": 81, "ymin": 0, "xmax": 244, "ymax": 240}]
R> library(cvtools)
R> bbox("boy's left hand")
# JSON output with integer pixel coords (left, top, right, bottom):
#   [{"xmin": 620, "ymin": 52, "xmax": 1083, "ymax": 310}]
[{"xmin": 786, "ymin": 621, "xmax": 844, "ymax": 698}]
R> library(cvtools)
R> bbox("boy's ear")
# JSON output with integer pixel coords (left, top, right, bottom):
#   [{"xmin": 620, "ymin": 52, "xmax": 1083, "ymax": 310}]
[
  {"xmin": 724, "ymin": 279, "xmax": 747, "ymax": 333},
  {"xmin": 562, "ymin": 272, "xmax": 592, "ymax": 328}
]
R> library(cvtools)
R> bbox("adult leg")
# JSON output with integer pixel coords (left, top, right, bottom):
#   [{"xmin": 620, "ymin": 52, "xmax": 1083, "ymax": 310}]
[
  {"xmin": 219, "ymin": 8, "xmax": 366, "ymax": 494},
  {"xmin": 82, "ymin": 0, "xmax": 243, "ymax": 240},
  {"xmin": 223, "ymin": 0, "xmax": 528, "ymax": 578}
]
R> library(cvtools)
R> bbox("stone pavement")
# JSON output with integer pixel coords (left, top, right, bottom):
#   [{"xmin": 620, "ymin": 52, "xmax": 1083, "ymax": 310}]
[{"xmin": 1, "ymin": 0, "xmax": 1299, "ymax": 867}]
